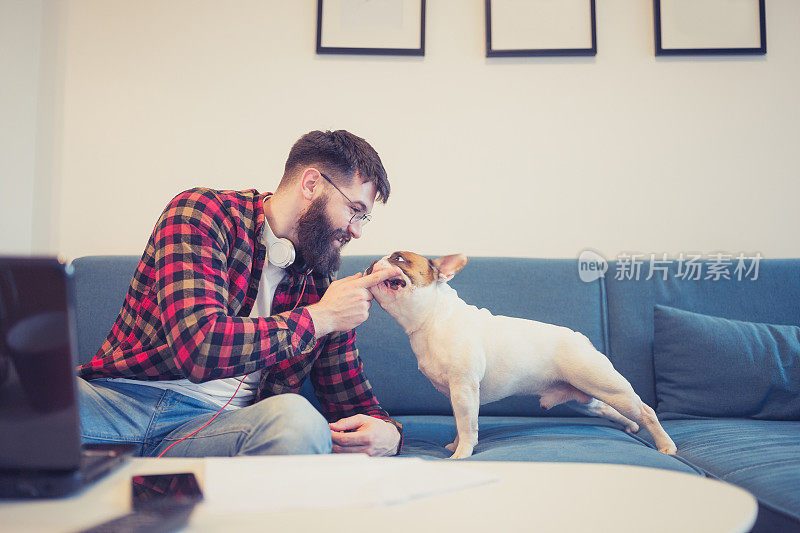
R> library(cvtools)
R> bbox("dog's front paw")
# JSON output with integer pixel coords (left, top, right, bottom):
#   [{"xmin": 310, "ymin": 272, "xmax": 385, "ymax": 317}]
[
  {"xmin": 624, "ymin": 422, "xmax": 640, "ymax": 433},
  {"xmin": 449, "ymin": 444, "xmax": 474, "ymax": 459},
  {"xmin": 659, "ymin": 443, "xmax": 678, "ymax": 455}
]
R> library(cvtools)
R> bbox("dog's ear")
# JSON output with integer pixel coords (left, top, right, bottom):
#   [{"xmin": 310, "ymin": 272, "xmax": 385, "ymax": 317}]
[{"xmin": 432, "ymin": 254, "xmax": 469, "ymax": 282}]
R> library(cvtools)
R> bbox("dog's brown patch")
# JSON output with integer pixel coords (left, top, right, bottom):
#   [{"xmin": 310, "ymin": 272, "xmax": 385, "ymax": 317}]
[{"xmin": 388, "ymin": 251, "xmax": 437, "ymax": 287}]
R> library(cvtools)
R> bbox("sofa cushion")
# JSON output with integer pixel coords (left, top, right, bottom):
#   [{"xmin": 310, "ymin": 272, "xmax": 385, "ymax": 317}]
[
  {"xmin": 338, "ymin": 256, "xmax": 608, "ymax": 417},
  {"xmin": 653, "ymin": 305, "xmax": 800, "ymax": 420},
  {"xmin": 395, "ymin": 415, "xmax": 701, "ymax": 474},
  {"xmin": 656, "ymin": 420, "xmax": 800, "ymax": 525},
  {"xmin": 605, "ymin": 259, "xmax": 800, "ymax": 408}
]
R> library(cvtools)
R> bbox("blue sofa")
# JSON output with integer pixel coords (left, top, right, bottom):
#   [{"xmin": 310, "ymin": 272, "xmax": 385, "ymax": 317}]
[{"xmin": 72, "ymin": 255, "xmax": 800, "ymax": 532}]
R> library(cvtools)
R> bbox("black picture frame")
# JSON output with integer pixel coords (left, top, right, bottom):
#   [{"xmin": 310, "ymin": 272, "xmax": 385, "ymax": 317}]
[
  {"xmin": 654, "ymin": 0, "xmax": 766, "ymax": 56},
  {"xmin": 485, "ymin": 0, "xmax": 597, "ymax": 58},
  {"xmin": 316, "ymin": 0, "xmax": 426, "ymax": 56}
]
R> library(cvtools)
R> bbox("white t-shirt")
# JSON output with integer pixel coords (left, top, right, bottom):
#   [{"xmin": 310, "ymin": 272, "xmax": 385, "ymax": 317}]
[{"xmin": 111, "ymin": 216, "xmax": 287, "ymax": 410}]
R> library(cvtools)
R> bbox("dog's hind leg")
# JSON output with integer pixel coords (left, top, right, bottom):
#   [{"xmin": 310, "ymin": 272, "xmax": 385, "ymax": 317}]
[
  {"xmin": 539, "ymin": 382, "xmax": 639, "ymax": 433},
  {"xmin": 558, "ymin": 333, "xmax": 677, "ymax": 455},
  {"xmin": 567, "ymin": 398, "xmax": 640, "ymax": 433},
  {"xmin": 538, "ymin": 382, "xmax": 592, "ymax": 410}
]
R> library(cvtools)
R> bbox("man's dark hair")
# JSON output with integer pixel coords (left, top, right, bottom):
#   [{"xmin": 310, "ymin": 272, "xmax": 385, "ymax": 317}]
[{"xmin": 280, "ymin": 130, "xmax": 390, "ymax": 203}]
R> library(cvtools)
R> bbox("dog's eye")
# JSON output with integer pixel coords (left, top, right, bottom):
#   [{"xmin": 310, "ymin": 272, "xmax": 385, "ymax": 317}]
[{"xmin": 395, "ymin": 255, "xmax": 405, "ymax": 262}]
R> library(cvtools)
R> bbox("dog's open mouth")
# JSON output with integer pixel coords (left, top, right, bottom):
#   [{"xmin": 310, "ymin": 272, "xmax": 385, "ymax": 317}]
[{"xmin": 384, "ymin": 278, "xmax": 407, "ymax": 290}]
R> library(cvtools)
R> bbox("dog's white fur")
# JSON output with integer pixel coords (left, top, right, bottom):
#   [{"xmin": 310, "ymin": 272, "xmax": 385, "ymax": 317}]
[{"xmin": 368, "ymin": 252, "xmax": 677, "ymax": 459}]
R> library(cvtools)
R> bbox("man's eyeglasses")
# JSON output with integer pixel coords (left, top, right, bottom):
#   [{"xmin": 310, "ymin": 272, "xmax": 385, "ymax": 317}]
[{"xmin": 319, "ymin": 172, "xmax": 372, "ymax": 226}]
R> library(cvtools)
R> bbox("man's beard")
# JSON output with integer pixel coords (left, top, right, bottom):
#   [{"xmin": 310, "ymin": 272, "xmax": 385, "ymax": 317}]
[{"xmin": 295, "ymin": 196, "xmax": 350, "ymax": 276}]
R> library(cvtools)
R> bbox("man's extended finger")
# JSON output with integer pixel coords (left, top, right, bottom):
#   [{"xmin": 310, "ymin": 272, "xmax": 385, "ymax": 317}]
[
  {"xmin": 336, "ymin": 273, "xmax": 363, "ymax": 283},
  {"xmin": 354, "ymin": 267, "xmax": 403, "ymax": 288}
]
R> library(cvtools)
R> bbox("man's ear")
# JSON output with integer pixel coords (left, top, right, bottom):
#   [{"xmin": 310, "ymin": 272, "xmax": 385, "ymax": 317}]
[
  {"xmin": 432, "ymin": 254, "xmax": 469, "ymax": 282},
  {"xmin": 299, "ymin": 168, "xmax": 322, "ymax": 201}
]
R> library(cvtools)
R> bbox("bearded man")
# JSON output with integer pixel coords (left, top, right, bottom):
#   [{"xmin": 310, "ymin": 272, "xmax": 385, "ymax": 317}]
[{"xmin": 77, "ymin": 130, "xmax": 404, "ymax": 457}]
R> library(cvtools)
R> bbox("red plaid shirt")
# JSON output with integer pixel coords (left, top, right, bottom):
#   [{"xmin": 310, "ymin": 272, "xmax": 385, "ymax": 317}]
[{"xmin": 78, "ymin": 187, "xmax": 402, "ymax": 449}]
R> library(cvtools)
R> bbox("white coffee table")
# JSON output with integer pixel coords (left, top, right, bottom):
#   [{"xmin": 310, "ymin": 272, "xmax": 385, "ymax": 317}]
[{"xmin": 0, "ymin": 458, "xmax": 758, "ymax": 533}]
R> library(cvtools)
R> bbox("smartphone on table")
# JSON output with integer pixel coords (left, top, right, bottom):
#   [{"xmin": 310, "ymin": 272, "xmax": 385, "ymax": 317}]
[{"xmin": 80, "ymin": 472, "xmax": 203, "ymax": 533}]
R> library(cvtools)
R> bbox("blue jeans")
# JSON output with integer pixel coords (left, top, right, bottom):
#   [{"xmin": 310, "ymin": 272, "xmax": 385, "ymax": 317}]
[{"xmin": 78, "ymin": 378, "xmax": 333, "ymax": 457}]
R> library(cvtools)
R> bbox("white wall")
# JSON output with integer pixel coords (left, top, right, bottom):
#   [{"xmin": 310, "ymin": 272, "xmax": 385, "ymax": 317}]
[
  {"xmin": 0, "ymin": 0, "xmax": 42, "ymax": 254},
  {"xmin": 8, "ymin": 0, "xmax": 800, "ymax": 260}
]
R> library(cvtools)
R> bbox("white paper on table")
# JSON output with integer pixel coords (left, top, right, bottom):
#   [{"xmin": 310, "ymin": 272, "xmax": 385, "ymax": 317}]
[{"xmin": 201, "ymin": 455, "xmax": 499, "ymax": 514}]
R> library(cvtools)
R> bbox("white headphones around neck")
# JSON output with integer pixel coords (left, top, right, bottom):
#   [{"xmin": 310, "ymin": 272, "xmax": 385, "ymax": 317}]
[
  {"xmin": 262, "ymin": 212, "xmax": 295, "ymax": 269},
  {"xmin": 267, "ymin": 237, "xmax": 295, "ymax": 269}
]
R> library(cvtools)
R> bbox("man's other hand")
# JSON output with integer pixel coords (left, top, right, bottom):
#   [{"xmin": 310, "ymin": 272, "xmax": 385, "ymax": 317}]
[
  {"xmin": 307, "ymin": 267, "xmax": 401, "ymax": 338},
  {"xmin": 329, "ymin": 414, "xmax": 401, "ymax": 457}
]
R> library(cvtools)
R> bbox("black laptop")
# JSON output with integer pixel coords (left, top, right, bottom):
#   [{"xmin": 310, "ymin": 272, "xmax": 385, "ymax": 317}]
[{"xmin": 0, "ymin": 256, "xmax": 134, "ymax": 498}]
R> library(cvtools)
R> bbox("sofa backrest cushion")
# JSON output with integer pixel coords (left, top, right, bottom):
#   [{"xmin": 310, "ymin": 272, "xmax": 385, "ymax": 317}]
[
  {"xmin": 71, "ymin": 256, "xmax": 140, "ymax": 365},
  {"xmin": 654, "ymin": 304, "xmax": 800, "ymax": 420},
  {"xmin": 72, "ymin": 255, "xmax": 607, "ymax": 418},
  {"xmin": 605, "ymin": 259, "xmax": 800, "ymax": 408}
]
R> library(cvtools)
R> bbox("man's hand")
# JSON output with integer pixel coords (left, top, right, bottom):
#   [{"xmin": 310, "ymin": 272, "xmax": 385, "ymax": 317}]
[
  {"xmin": 307, "ymin": 267, "xmax": 402, "ymax": 338},
  {"xmin": 329, "ymin": 414, "xmax": 401, "ymax": 457}
]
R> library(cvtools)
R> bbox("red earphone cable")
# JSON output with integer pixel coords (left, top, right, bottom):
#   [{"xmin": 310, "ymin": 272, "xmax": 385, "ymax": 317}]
[{"xmin": 157, "ymin": 275, "xmax": 308, "ymax": 458}]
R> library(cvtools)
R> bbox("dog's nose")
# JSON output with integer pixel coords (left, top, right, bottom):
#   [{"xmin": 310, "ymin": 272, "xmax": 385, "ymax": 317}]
[{"xmin": 365, "ymin": 260, "xmax": 377, "ymax": 275}]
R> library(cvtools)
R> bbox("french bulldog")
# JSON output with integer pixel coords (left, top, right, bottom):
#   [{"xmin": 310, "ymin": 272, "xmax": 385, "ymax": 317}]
[{"xmin": 366, "ymin": 251, "xmax": 677, "ymax": 459}]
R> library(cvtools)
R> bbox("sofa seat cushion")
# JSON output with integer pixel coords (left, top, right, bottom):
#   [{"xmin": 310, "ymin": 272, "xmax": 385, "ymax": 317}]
[
  {"xmin": 395, "ymin": 416, "xmax": 701, "ymax": 474},
  {"xmin": 655, "ymin": 420, "xmax": 800, "ymax": 522}
]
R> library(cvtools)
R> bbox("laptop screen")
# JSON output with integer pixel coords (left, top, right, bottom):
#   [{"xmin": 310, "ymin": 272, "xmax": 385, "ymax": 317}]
[{"xmin": 0, "ymin": 257, "xmax": 82, "ymax": 471}]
